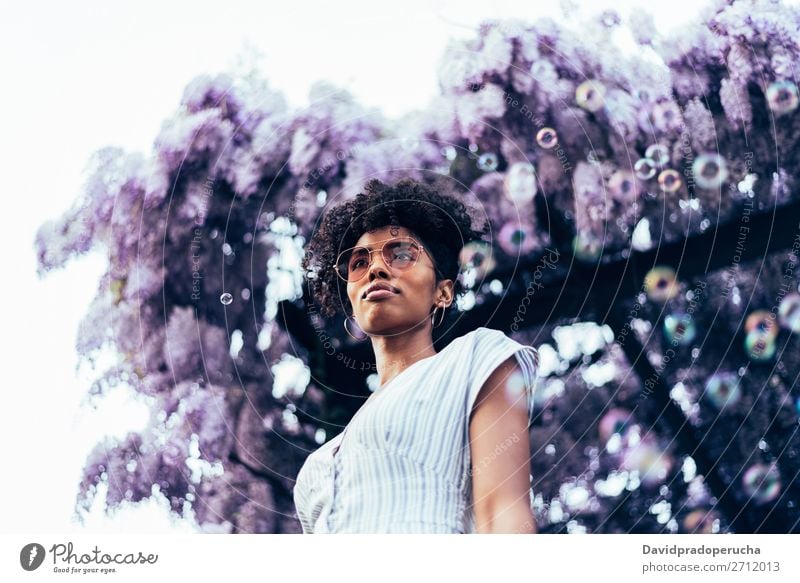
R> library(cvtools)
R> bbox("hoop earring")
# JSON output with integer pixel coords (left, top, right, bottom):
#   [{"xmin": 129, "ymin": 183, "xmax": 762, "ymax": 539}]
[
  {"xmin": 431, "ymin": 305, "xmax": 446, "ymax": 328},
  {"xmin": 343, "ymin": 315, "xmax": 360, "ymax": 340}
]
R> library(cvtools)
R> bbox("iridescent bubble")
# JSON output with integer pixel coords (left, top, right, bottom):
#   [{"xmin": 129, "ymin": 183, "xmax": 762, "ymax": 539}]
[
  {"xmin": 766, "ymin": 80, "xmax": 799, "ymax": 115},
  {"xmin": 459, "ymin": 241, "xmax": 496, "ymax": 277},
  {"xmin": 608, "ymin": 170, "xmax": 639, "ymax": 203},
  {"xmin": 744, "ymin": 330, "xmax": 776, "ymax": 361},
  {"xmin": 576, "ymin": 80, "xmax": 606, "ymax": 112},
  {"xmin": 745, "ymin": 310, "xmax": 779, "ymax": 339},
  {"xmin": 682, "ymin": 509, "xmax": 718, "ymax": 534},
  {"xmin": 504, "ymin": 161, "xmax": 538, "ymax": 203},
  {"xmin": 703, "ymin": 372, "xmax": 741, "ymax": 410},
  {"xmin": 220, "ymin": 293, "xmax": 233, "ymax": 305},
  {"xmin": 498, "ymin": 221, "xmax": 537, "ymax": 255},
  {"xmin": 692, "ymin": 153, "xmax": 729, "ymax": 189},
  {"xmin": 663, "ymin": 312, "xmax": 697, "ymax": 346},
  {"xmin": 622, "ymin": 439, "xmax": 674, "ymax": 487},
  {"xmin": 657, "ymin": 169, "xmax": 682, "ymax": 193},
  {"xmin": 536, "ymin": 127, "xmax": 559, "ymax": 149},
  {"xmin": 651, "ymin": 101, "xmax": 682, "ymax": 132},
  {"xmin": 634, "ymin": 158, "xmax": 657, "ymax": 180},
  {"xmin": 742, "ymin": 463, "xmax": 782, "ymax": 504},
  {"xmin": 645, "ymin": 144, "xmax": 670, "ymax": 167},
  {"xmin": 778, "ymin": 292, "xmax": 800, "ymax": 332},
  {"xmin": 572, "ymin": 232, "xmax": 603, "ymax": 262},
  {"xmin": 600, "ymin": 10, "xmax": 621, "ymax": 27},
  {"xmin": 644, "ymin": 266, "xmax": 679, "ymax": 302},
  {"xmin": 477, "ymin": 152, "xmax": 499, "ymax": 172},
  {"xmin": 598, "ymin": 408, "xmax": 634, "ymax": 443}
]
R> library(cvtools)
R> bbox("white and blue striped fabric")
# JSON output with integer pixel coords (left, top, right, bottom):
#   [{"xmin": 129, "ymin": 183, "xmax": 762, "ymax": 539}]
[{"xmin": 292, "ymin": 326, "xmax": 539, "ymax": 534}]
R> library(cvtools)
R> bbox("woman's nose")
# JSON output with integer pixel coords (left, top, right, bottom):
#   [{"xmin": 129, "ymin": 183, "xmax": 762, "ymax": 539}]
[{"xmin": 367, "ymin": 251, "xmax": 391, "ymax": 277}]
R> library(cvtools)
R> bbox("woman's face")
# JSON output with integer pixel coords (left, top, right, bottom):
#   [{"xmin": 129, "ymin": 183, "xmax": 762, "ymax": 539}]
[{"xmin": 344, "ymin": 225, "xmax": 453, "ymax": 336}]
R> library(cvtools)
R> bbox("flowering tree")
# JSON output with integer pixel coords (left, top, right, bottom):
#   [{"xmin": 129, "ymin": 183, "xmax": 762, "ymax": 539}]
[{"xmin": 36, "ymin": 0, "xmax": 800, "ymax": 533}]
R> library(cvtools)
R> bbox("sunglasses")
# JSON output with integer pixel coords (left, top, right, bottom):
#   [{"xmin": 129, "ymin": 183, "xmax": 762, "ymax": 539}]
[{"xmin": 334, "ymin": 236, "xmax": 442, "ymax": 282}]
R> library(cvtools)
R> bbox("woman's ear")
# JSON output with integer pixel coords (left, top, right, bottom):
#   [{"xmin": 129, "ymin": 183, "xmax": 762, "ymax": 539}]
[{"xmin": 436, "ymin": 278, "xmax": 455, "ymax": 307}]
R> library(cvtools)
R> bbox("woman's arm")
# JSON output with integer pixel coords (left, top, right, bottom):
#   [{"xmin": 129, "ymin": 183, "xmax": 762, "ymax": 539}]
[{"xmin": 469, "ymin": 356, "xmax": 537, "ymax": 534}]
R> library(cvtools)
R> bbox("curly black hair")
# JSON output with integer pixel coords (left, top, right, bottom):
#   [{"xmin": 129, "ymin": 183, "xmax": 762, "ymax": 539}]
[{"xmin": 302, "ymin": 177, "xmax": 490, "ymax": 320}]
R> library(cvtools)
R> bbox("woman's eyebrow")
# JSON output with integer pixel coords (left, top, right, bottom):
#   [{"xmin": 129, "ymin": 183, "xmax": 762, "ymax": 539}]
[{"xmin": 353, "ymin": 237, "xmax": 397, "ymax": 251}]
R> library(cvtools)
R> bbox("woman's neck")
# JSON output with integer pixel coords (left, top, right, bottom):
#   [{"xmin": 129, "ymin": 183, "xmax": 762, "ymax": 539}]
[{"xmin": 370, "ymin": 327, "xmax": 437, "ymax": 387}]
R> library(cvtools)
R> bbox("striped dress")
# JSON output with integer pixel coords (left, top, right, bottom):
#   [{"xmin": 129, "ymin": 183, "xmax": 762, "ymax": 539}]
[{"xmin": 292, "ymin": 326, "xmax": 539, "ymax": 534}]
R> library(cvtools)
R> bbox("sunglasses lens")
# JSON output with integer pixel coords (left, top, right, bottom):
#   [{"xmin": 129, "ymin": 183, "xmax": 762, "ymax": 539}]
[
  {"xmin": 336, "ymin": 238, "xmax": 422, "ymax": 281},
  {"xmin": 384, "ymin": 240, "xmax": 420, "ymax": 269},
  {"xmin": 347, "ymin": 248, "xmax": 371, "ymax": 281},
  {"xmin": 335, "ymin": 247, "xmax": 369, "ymax": 281}
]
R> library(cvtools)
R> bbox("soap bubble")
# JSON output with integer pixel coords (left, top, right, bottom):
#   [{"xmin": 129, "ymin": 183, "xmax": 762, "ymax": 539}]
[
  {"xmin": 644, "ymin": 266, "xmax": 679, "ymax": 302},
  {"xmin": 663, "ymin": 312, "xmax": 697, "ymax": 346},
  {"xmin": 766, "ymin": 80, "xmax": 799, "ymax": 115},
  {"xmin": 573, "ymin": 232, "xmax": 603, "ymax": 262},
  {"xmin": 703, "ymin": 372, "xmax": 741, "ymax": 410},
  {"xmin": 742, "ymin": 463, "xmax": 782, "ymax": 504},
  {"xmin": 622, "ymin": 439, "xmax": 674, "ymax": 487},
  {"xmin": 498, "ymin": 221, "xmax": 537, "ymax": 255},
  {"xmin": 745, "ymin": 310, "xmax": 779, "ymax": 339},
  {"xmin": 477, "ymin": 152, "xmax": 499, "ymax": 172},
  {"xmin": 536, "ymin": 127, "xmax": 559, "ymax": 149},
  {"xmin": 459, "ymin": 241, "xmax": 496, "ymax": 277},
  {"xmin": 576, "ymin": 80, "xmax": 606, "ymax": 112},
  {"xmin": 692, "ymin": 153, "xmax": 728, "ymax": 189},
  {"xmin": 645, "ymin": 144, "xmax": 670, "ymax": 167},
  {"xmin": 778, "ymin": 293, "xmax": 800, "ymax": 332},
  {"xmin": 657, "ymin": 169, "xmax": 682, "ymax": 193},
  {"xmin": 682, "ymin": 509, "xmax": 718, "ymax": 534},
  {"xmin": 634, "ymin": 158, "xmax": 657, "ymax": 180},
  {"xmin": 744, "ymin": 330, "xmax": 776, "ymax": 361},
  {"xmin": 608, "ymin": 170, "xmax": 639, "ymax": 203}
]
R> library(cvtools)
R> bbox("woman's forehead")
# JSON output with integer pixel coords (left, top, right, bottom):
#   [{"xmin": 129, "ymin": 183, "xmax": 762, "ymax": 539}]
[{"xmin": 354, "ymin": 225, "xmax": 416, "ymax": 247}]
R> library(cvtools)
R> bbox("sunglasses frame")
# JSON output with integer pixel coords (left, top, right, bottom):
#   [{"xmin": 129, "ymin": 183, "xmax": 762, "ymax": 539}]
[{"xmin": 333, "ymin": 236, "xmax": 444, "ymax": 282}]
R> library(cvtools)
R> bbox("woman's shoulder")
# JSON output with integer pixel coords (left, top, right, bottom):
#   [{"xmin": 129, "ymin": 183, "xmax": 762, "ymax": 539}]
[
  {"xmin": 449, "ymin": 326, "xmax": 503, "ymax": 347},
  {"xmin": 436, "ymin": 327, "xmax": 534, "ymax": 378},
  {"xmin": 473, "ymin": 327, "xmax": 536, "ymax": 353},
  {"xmin": 458, "ymin": 326, "xmax": 521, "ymax": 351}
]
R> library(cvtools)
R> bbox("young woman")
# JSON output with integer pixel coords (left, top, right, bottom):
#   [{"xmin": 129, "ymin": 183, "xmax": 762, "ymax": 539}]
[{"xmin": 294, "ymin": 177, "xmax": 539, "ymax": 533}]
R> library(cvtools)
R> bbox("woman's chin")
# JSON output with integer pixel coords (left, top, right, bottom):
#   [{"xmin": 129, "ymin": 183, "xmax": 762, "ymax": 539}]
[{"xmin": 359, "ymin": 317, "xmax": 429, "ymax": 337}]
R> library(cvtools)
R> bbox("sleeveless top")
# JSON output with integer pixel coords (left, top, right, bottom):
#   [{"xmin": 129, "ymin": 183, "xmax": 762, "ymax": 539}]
[{"xmin": 292, "ymin": 327, "xmax": 539, "ymax": 534}]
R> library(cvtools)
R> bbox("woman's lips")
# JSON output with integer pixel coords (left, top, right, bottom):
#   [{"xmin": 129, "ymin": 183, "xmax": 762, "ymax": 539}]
[{"xmin": 364, "ymin": 289, "xmax": 397, "ymax": 301}]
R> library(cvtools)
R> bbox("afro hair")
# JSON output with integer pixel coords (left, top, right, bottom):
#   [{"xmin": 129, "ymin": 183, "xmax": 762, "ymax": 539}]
[{"xmin": 301, "ymin": 177, "xmax": 490, "ymax": 319}]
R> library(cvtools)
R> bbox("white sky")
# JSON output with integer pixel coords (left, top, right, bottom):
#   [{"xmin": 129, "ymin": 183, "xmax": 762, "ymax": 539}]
[{"xmin": 1, "ymin": 0, "xmax": 750, "ymax": 534}]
